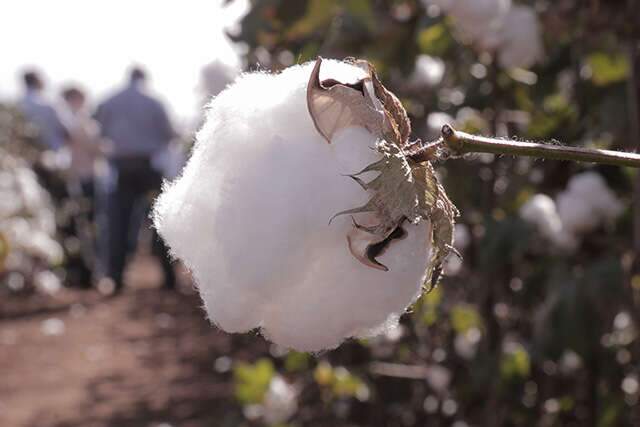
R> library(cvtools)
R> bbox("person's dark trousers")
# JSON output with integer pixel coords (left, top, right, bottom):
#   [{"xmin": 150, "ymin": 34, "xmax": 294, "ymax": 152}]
[{"xmin": 98, "ymin": 156, "xmax": 176, "ymax": 291}]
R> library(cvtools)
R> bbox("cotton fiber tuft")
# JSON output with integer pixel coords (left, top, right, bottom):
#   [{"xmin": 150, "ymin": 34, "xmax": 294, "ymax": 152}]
[{"xmin": 153, "ymin": 60, "xmax": 433, "ymax": 352}]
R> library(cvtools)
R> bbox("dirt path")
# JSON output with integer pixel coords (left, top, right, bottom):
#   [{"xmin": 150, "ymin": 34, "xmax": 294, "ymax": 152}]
[{"xmin": 0, "ymin": 256, "xmax": 269, "ymax": 427}]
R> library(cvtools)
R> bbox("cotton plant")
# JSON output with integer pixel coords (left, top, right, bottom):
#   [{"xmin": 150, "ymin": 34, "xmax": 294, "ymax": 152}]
[
  {"xmin": 154, "ymin": 56, "xmax": 640, "ymax": 352},
  {"xmin": 425, "ymin": 0, "xmax": 543, "ymax": 69},
  {"xmin": 520, "ymin": 172, "xmax": 624, "ymax": 250},
  {"xmin": 0, "ymin": 148, "xmax": 63, "ymax": 276}
]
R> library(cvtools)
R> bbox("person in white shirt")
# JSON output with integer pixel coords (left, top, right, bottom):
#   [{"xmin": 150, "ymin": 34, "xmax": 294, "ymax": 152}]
[{"xmin": 60, "ymin": 87, "xmax": 103, "ymax": 197}]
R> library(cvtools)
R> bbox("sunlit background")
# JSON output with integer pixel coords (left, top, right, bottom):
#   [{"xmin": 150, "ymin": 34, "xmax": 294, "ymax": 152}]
[{"xmin": 0, "ymin": 0, "xmax": 248, "ymax": 125}]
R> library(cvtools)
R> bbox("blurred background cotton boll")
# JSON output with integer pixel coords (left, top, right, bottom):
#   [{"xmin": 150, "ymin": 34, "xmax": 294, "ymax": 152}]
[
  {"xmin": 519, "ymin": 194, "xmax": 576, "ymax": 250},
  {"xmin": 410, "ymin": 54, "xmax": 446, "ymax": 87},
  {"xmin": 198, "ymin": 59, "xmax": 240, "ymax": 106},
  {"xmin": 519, "ymin": 194, "xmax": 562, "ymax": 238},
  {"xmin": 496, "ymin": 6, "xmax": 543, "ymax": 69},
  {"xmin": 556, "ymin": 171, "xmax": 623, "ymax": 235},
  {"xmin": 446, "ymin": 0, "xmax": 512, "ymax": 45},
  {"xmin": 2, "ymin": 0, "xmax": 640, "ymax": 426}
]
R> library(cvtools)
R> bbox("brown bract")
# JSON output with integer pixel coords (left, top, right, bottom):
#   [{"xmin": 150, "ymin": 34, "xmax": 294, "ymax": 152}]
[{"xmin": 307, "ymin": 57, "xmax": 459, "ymax": 291}]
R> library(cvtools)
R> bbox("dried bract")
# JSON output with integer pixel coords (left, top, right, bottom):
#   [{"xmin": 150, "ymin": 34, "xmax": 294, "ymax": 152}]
[{"xmin": 308, "ymin": 57, "xmax": 458, "ymax": 290}]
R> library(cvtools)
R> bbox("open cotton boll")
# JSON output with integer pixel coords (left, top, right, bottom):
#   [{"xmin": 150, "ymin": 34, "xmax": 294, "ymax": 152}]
[
  {"xmin": 557, "ymin": 172, "xmax": 623, "ymax": 234},
  {"xmin": 520, "ymin": 194, "xmax": 577, "ymax": 251},
  {"xmin": 556, "ymin": 192, "xmax": 598, "ymax": 235},
  {"xmin": 154, "ymin": 59, "xmax": 436, "ymax": 352},
  {"xmin": 496, "ymin": 6, "xmax": 543, "ymax": 69},
  {"xmin": 447, "ymin": 0, "xmax": 511, "ymax": 45},
  {"xmin": 263, "ymin": 376, "xmax": 298, "ymax": 424},
  {"xmin": 0, "ymin": 149, "xmax": 64, "ymax": 267},
  {"xmin": 520, "ymin": 194, "xmax": 563, "ymax": 239},
  {"xmin": 563, "ymin": 172, "xmax": 623, "ymax": 222},
  {"xmin": 409, "ymin": 55, "xmax": 446, "ymax": 87},
  {"xmin": 199, "ymin": 59, "xmax": 239, "ymax": 103}
]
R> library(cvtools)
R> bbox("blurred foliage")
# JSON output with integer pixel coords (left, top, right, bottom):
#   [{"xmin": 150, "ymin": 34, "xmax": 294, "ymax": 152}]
[
  {"xmin": 222, "ymin": 0, "xmax": 640, "ymax": 425},
  {"xmin": 234, "ymin": 358, "xmax": 275, "ymax": 404}
]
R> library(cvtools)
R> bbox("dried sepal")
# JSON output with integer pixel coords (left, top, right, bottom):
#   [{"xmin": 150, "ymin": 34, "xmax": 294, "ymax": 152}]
[
  {"xmin": 306, "ymin": 57, "xmax": 459, "ymax": 290},
  {"xmin": 307, "ymin": 57, "xmax": 386, "ymax": 143}
]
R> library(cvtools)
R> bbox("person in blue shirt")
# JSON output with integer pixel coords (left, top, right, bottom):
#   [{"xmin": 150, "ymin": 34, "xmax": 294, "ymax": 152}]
[
  {"xmin": 19, "ymin": 70, "xmax": 68, "ymax": 150},
  {"xmin": 94, "ymin": 67, "xmax": 176, "ymax": 293}
]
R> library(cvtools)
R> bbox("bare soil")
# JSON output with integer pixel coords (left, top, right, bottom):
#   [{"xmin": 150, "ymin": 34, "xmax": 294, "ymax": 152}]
[{"xmin": 0, "ymin": 255, "xmax": 269, "ymax": 427}]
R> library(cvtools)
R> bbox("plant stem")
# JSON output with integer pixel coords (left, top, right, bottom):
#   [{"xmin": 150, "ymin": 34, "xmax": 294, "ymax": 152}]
[{"xmin": 439, "ymin": 124, "xmax": 640, "ymax": 168}]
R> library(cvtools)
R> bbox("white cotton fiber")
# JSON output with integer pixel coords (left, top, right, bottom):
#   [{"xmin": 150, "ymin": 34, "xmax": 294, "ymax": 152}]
[
  {"xmin": 432, "ymin": 1, "xmax": 542, "ymax": 70},
  {"xmin": 556, "ymin": 172, "xmax": 623, "ymax": 234},
  {"xmin": 496, "ymin": 6, "xmax": 543, "ymax": 69},
  {"xmin": 153, "ymin": 60, "xmax": 432, "ymax": 352},
  {"xmin": 519, "ymin": 194, "xmax": 577, "ymax": 251},
  {"xmin": 447, "ymin": 0, "xmax": 512, "ymax": 45},
  {"xmin": 520, "ymin": 194, "xmax": 563, "ymax": 239},
  {"xmin": 410, "ymin": 55, "xmax": 445, "ymax": 87}
]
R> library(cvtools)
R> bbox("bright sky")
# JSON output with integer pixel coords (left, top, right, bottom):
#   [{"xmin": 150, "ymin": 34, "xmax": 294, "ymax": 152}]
[{"xmin": 0, "ymin": 0, "xmax": 248, "ymax": 126}]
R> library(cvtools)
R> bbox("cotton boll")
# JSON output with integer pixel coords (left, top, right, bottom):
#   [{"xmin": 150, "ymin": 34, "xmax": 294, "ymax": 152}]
[
  {"xmin": 199, "ymin": 59, "xmax": 239, "ymax": 104},
  {"xmin": 497, "ymin": 6, "xmax": 543, "ymax": 69},
  {"xmin": 453, "ymin": 223, "xmax": 471, "ymax": 251},
  {"xmin": 22, "ymin": 231, "xmax": 65, "ymax": 265},
  {"xmin": 421, "ymin": 0, "xmax": 456, "ymax": 12},
  {"xmin": 410, "ymin": 55, "xmax": 446, "ymax": 87},
  {"xmin": 520, "ymin": 194, "xmax": 563, "ymax": 239},
  {"xmin": 34, "ymin": 270, "xmax": 62, "ymax": 294},
  {"xmin": 556, "ymin": 192, "xmax": 598, "ymax": 234},
  {"xmin": 15, "ymin": 167, "xmax": 49, "ymax": 211},
  {"xmin": 520, "ymin": 194, "xmax": 578, "ymax": 251},
  {"xmin": 557, "ymin": 172, "xmax": 623, "ymax": 234},
  {"xmin": 448, "ymin": 0, "xmax": 511, "ymax": 45},
  {"xmin": 154, "ymin": 60, "xmax": 432, "ymax": 352},
  {"xmin": 564, "ymin": 172, "xmax": 623, "ymax": 222},
  {"xmin": 263, "ymin": 376, "xmax": 298, "ymax": 424},
  {"xmin": 0, "ymin": 189, "xmax": 22, "ymax": 218}
]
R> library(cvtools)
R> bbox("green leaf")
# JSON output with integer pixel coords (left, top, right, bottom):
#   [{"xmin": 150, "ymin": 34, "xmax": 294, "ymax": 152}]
[
  {"xmin": 313, "ymin": 361, "xmax": 334, "ymax": 386},
  {"xmin": 286, "ymin": 0, "xmax": 339, "ymax": 38},
  {"xmin": 587, "ymin": 52, "xmax": 630, "ymax": 86},
  {"xmin": 331, "ymin": 367, "xmax": 365, "ymax": 398},
  {"xmin": 417, "ymin": 23, "xmax": 451, "ymax": 56},
  {"xmin": 415, "ymin": 286, "xmax": 443, "ymax": 326},
  {"xmin": 284, "ymin": 351, "xmax": 310, "ymax": 373},
  {"xmin": 233, "ymin": 358, "xmax": 275, "ymax": 405},
  {"xmin": 500, "ymin": 345, "xmax": 531, "ymax": 381},
  {"xmin": 345, "ymin": 0, "xmax": 375, "ymax": 30},
  {"xmin": 450, "ymin": 304, "xmax": 483, "ymax": 334}
]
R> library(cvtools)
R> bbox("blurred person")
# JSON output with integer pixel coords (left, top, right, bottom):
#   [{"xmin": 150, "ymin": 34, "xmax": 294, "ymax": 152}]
[
  {"xmin": 18, "ymin": 70, "xmax": 68, "ymax": 150},
  {"xmin": 60, "ymin": 86, "xmax": 103, "ymax": 201},
  {"xmin": 94, "ymin": 67, "xmax": 177, "ymax": 293},
  {"xmin": 57, "ymin": 87, "xmax": 105, "ymax": 286}
]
